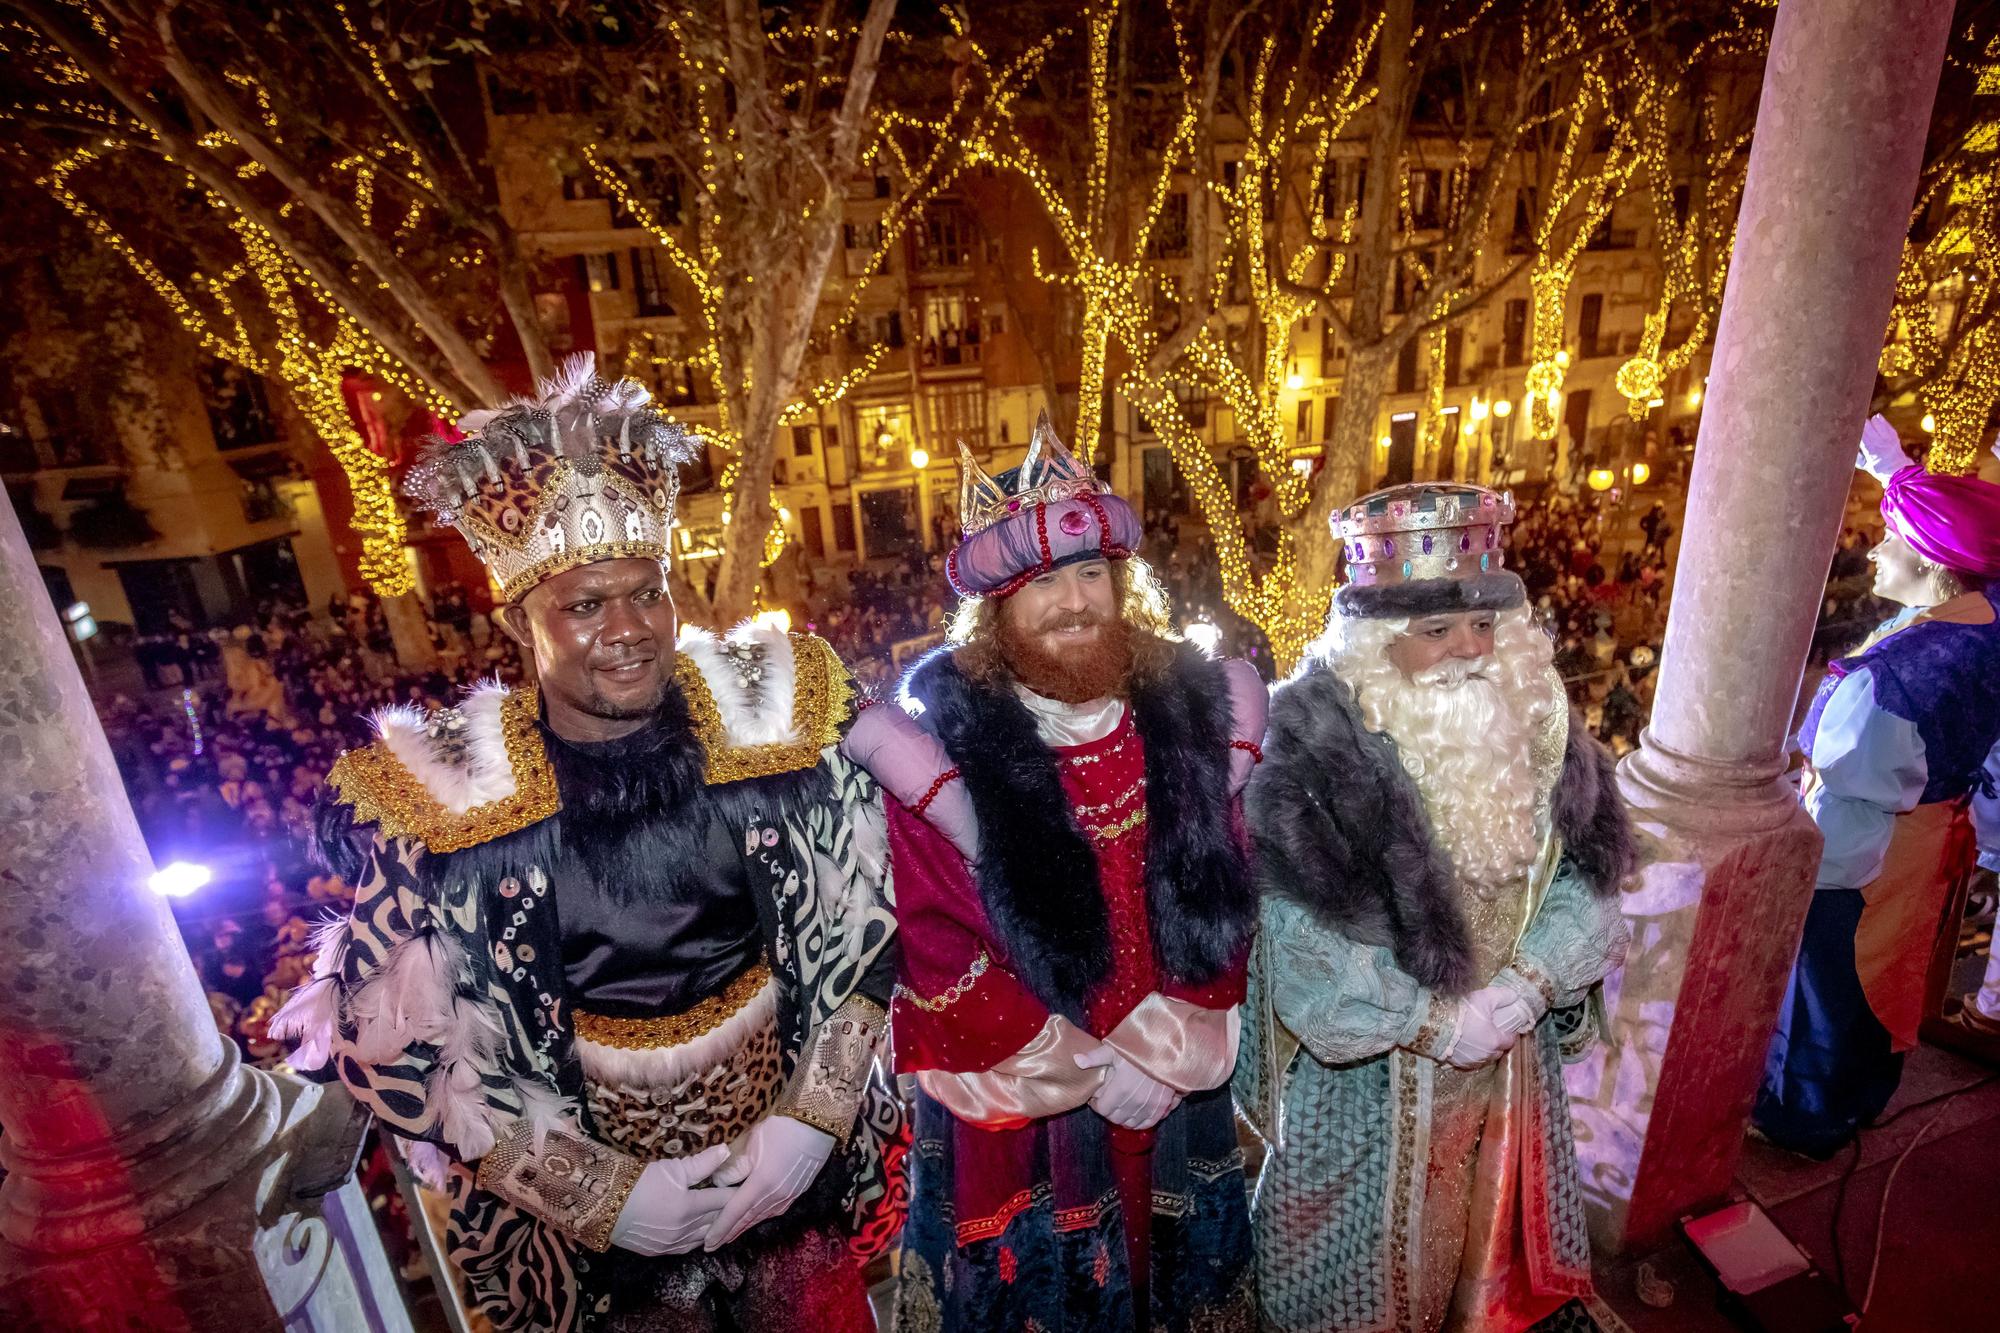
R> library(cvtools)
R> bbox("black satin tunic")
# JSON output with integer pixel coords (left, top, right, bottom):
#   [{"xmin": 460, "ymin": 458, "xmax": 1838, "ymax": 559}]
[{"xmin": 541, "ymin": 724, "xmax": 762, "ymax": 1019}]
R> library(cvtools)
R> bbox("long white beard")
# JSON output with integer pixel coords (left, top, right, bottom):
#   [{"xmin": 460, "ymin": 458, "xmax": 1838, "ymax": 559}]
[{"xmin": 1322, "ymin": 620, "xmax": 1553, "ymax": 891}]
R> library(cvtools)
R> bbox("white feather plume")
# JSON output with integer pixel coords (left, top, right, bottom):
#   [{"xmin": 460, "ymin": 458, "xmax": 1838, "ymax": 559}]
[
  {"xmin": 269, "ymin": 975, "xmax": 340, "ymax": 1071},
  {"xmin": 401, "ymin": 1139, "xmax": 453, "ymax": 1190},
  {"xmin": 433, "ymin": 994, "xmax": 505, "ymax": 1076},
  {"xmin": 306, "ymin": 915, "xmax": 351, "ymax": 981},
  {"xmin": 348, "ymin": 932, "xmax": 462, "ymax": 1064},
  {"xmin": 542, "ymin": 351, "xmax": 601, "ymax": 413},
  {"xmin": 427, "ymin": 1058, "xmax": 499, "ymax": 1159},
  {"xmin": 510, "ymin": 1077, "xmax": 584, "ymax": 1154}
]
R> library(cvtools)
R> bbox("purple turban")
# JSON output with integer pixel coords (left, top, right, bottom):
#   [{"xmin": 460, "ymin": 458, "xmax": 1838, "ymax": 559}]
[
  {"xmin": 1881, "ymin": 465, "xmax": 2000, "ymax": 579},
  {"xmin": 946, "ymin": 492, "xmax": 1141, "ymax": 598}
]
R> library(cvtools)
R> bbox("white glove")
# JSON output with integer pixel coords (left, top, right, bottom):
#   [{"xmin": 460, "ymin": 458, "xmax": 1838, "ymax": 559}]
[
  {"xmin": 1486, "ymin": 987, "xmax": 1538, "ymax": 1037},
  {"xmin": 1857, "ymin": 413, "xmax": 1914, "ymax": 483},
  {"xmin": 702, "ymin": 1115, "xmax": 836, "ymax": 1250},
  {"xmin": 1075, "ymin": 1044, "xmax": 1181, "ymax": 1130},
  {"xmin": 609, "ymin": 1144, "xmax": 735, "ymax": 1257},
  {"xmin": 1442, "ymin": 990, "xmax": 1519, "ymax": 1069}
]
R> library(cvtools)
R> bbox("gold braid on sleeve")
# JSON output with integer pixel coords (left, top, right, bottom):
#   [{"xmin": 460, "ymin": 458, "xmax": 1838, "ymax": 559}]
[
  {"xmin": 771, "ymin": 994, "xmax": 886, "ymax": 1147},
  {"xmin": 474, "ymin": 1118, "xmax": 645, "ymax": 1253}
]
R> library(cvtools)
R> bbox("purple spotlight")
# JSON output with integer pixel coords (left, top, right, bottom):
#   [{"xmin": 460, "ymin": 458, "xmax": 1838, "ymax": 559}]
[{"xmin": 149, "ymin": 861, "xmax": 212, "ymax": 899}]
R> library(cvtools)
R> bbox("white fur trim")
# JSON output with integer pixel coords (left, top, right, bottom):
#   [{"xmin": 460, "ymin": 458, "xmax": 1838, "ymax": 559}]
[
  {"xmin": 574, "ymin": 974, "xmax": 777, "ymax": 1090},
  {"xmin": 370, "ymin": 679, "xmax": 517, "ymax": 814},
  {"xmin": 676, "ymin": 624, "xmax": 801, "ymax": 748}
]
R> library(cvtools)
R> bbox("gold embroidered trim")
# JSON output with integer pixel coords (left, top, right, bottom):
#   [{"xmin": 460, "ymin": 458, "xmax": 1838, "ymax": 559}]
[
  {"xmin": 326, "ymin": 686, "xmax": 560, "ymax": 853},
  {"xmin": 1405, "ymin": 991, "xmax": 1457, "ymax": 1061},
  {"xmin": 1074, "ymin": 776, "xmax": 1145, "ymax": 818},
  {"xmin": 574, "ymin": 960, "xmax": 773, "ymax": 1050},
  {"xmin": 494, "ymin": 539, "xmax": 672, "ymax": 604},
  {"xmin": 1083, "ymin": 806, "xmax": 1148, "ymax": 843},
  {"xmin": 773, "ymin": 993, "xmax": 884, "ymax": 1146},
  {"xmin": 893, "ymin": 949, "xmax": 990, "ymax": 1013},
  {"xmin": 678, "ymin": 633, "xmax": 853, "ymax": 785},
  {"xmin": 475, "ymin": 1118, "xmax": 645, "ymax": 1254},
  {"xmin": 1506, "ymin": 954, "xmax": 1559, "ymax": 1011}
]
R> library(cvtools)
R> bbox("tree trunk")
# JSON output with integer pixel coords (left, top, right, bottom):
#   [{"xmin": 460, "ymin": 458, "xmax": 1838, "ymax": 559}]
[
  {"xmin": 382, "ymin": 592, "xmax": 438, "ymax": 671},
  {"xmin": 493, "ymin": 230, "xmax": 557, "ymax": 386},
  {"xmin": 151, "ymin": 9, "xmax": 508, "ymax": 407},
  {"xmin": 705, "ymin": 0, "xmax": 896, "ymax": 627}
]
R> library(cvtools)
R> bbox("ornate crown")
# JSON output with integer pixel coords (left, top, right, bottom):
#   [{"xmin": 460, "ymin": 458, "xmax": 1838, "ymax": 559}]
[
  {"xmin": 947, "ymin": 412, "xmax": 1141, "ymax": 598},
  {"xmin": 1336, "ymin": 483, "xmax": 1516, "ymax": 588},
  {"xmin": 959, "ymin": 411, "xmax": 1112, "ymax": 537},
  {"xmin": 404, "ymin": 355, "xmax": 698, "ymax": 602}
]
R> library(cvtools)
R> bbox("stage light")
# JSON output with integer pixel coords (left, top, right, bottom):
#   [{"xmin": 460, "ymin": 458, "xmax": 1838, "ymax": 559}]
[{"xmin": 149, "ymin": 861, "xmax": 212, "ymax": 899}]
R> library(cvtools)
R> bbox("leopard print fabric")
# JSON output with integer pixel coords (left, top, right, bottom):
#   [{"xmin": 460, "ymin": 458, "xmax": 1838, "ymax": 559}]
[{"xmin": 584, "ymin": 1016, "xmax": 785, "ymax": 1161}]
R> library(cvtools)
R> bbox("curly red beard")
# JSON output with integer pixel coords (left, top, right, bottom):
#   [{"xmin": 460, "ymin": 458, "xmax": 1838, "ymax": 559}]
[{"xmin": 998, "ymin": 602, "xmax": 1135, "ymax": 704}]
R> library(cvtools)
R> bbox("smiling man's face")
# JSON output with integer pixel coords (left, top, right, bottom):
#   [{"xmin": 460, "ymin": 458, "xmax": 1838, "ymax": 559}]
[
  {"xmin": 501, "ymin": 557, "xmax": 676, "ymax": 741},
  {"xmin": 995, "ymin": 559, "xmax": 1134, "ymax": 704}
]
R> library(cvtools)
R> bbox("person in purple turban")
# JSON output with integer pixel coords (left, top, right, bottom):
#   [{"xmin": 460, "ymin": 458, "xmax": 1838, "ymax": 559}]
[{"xmin": 1755, "ymin": 417, "xmax": 2000, "ymax": 1155}]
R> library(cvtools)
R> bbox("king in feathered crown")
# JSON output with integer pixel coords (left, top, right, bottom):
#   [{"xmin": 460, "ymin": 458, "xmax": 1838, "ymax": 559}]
[
  {"xmin": 947, "ymin": 411, "xmax": 1142, "ymax": 598},
  {"xmin": 404, "ymin": 354, "xmax": 699, "ymax": 602}
]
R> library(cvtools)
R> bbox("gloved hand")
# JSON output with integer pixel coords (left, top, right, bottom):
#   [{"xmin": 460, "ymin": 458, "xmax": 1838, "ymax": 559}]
[
  {"xmin": 1442, "ymin": 991, "xmax": 1518, "ymax": 1069},
  {"xmin": 1474, "ymin": 982, "xmax": 1538, "ymax": 1037},
  {"xmin": 1857, "ymin": 413, "xmax": 1914, "ymax": 482},
  {"xmin": 702, "ymin": 1115, "xmax": 836, "ymax": 1250},
  {"xmin": 1075, "ymin": 1044, "xmax": 1181, "ymax": 1129},
  {"xmin": 609, "ymin": 1144, "xmax": 735, "ymax": 1257}
]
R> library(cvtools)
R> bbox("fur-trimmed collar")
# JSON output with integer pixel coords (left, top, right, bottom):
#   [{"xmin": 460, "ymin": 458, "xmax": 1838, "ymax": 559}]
[
  {"xmin": 1246, "ymin": 659, "xmax": 1634, "ymax": 995},
  {"xmin": 899, "ymin": 643, "xmax": 1256, "ymax": 1022},
  {"xmin": 322, "ymin": 623, "xmax": 852, "ymax": 854}
]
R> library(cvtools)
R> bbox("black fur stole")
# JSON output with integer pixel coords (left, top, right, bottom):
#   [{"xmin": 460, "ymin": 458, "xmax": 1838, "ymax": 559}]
[
  {"xmin": 311, "ymin": 682, "xmax": 833, "ymax": 906},
  {"xmin": 900, "ymin": 642, "xmax": 1255, "ymax": 1023},
  {"xmin": 1246, "ymin": 661, "xmax": 1636, "ymax": 996}
]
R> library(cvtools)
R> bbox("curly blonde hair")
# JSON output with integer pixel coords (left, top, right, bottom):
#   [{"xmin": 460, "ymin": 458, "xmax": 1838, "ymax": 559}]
[{"xmin": 947, "ymin": 556, "xmax": 1181, "ymax": 691}]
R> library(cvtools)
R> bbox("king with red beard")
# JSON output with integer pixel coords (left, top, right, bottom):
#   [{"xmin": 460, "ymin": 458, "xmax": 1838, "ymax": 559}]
[{"xmin": 840, "ymin": 414, "xmax": 1265, "ymax": 1332}]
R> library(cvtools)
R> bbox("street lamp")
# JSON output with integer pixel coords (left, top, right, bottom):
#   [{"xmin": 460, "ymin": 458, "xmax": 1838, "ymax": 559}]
[{"xmin": 909, "ymin": 446, "xmax": 931, "ymax": 469}]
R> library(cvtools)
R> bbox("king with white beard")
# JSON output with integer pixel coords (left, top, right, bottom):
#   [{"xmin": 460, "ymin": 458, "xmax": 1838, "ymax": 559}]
[{"xmin": 1234, "ymin": 483, "xmax": 1635, "ymax": 1333}]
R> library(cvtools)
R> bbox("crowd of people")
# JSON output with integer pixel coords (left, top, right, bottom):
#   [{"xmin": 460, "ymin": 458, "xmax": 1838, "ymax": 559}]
[{"xmin": 101, "ymin": 591, "xmax": 525, "ymax": 1071}]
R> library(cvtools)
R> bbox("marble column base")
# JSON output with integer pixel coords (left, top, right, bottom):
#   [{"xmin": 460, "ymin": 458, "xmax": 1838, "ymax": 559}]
[
  {"xmin": 0, "ymin": 1074, "xmax": 416, "ymax": 1333},
  {"xmin": 1565, "ymin": 755, "xmax": 1823, "ymax": 1252}
]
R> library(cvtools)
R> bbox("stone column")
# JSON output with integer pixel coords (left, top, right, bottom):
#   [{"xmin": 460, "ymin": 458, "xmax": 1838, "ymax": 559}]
[
  {"xmin": 1566, "ymin": 0, "xmax": 1957, "ymax": 1254},
  {"xmin": 0, "ymin": 488, "xmax": 413, "ymax": 1330}
]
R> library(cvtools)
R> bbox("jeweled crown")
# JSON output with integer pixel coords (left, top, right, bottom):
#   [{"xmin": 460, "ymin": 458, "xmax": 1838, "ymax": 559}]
[
  {"xmin": 404, "ymin": 355, "xmax": 698, "ymax": 602},
  {"xmin": 959, "ymin": 410, "xmax": 1111, "ymax": 538},
  {"xmin": 1336, "ymin": 483, "xmax": 1516, "ymax": 588}
]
